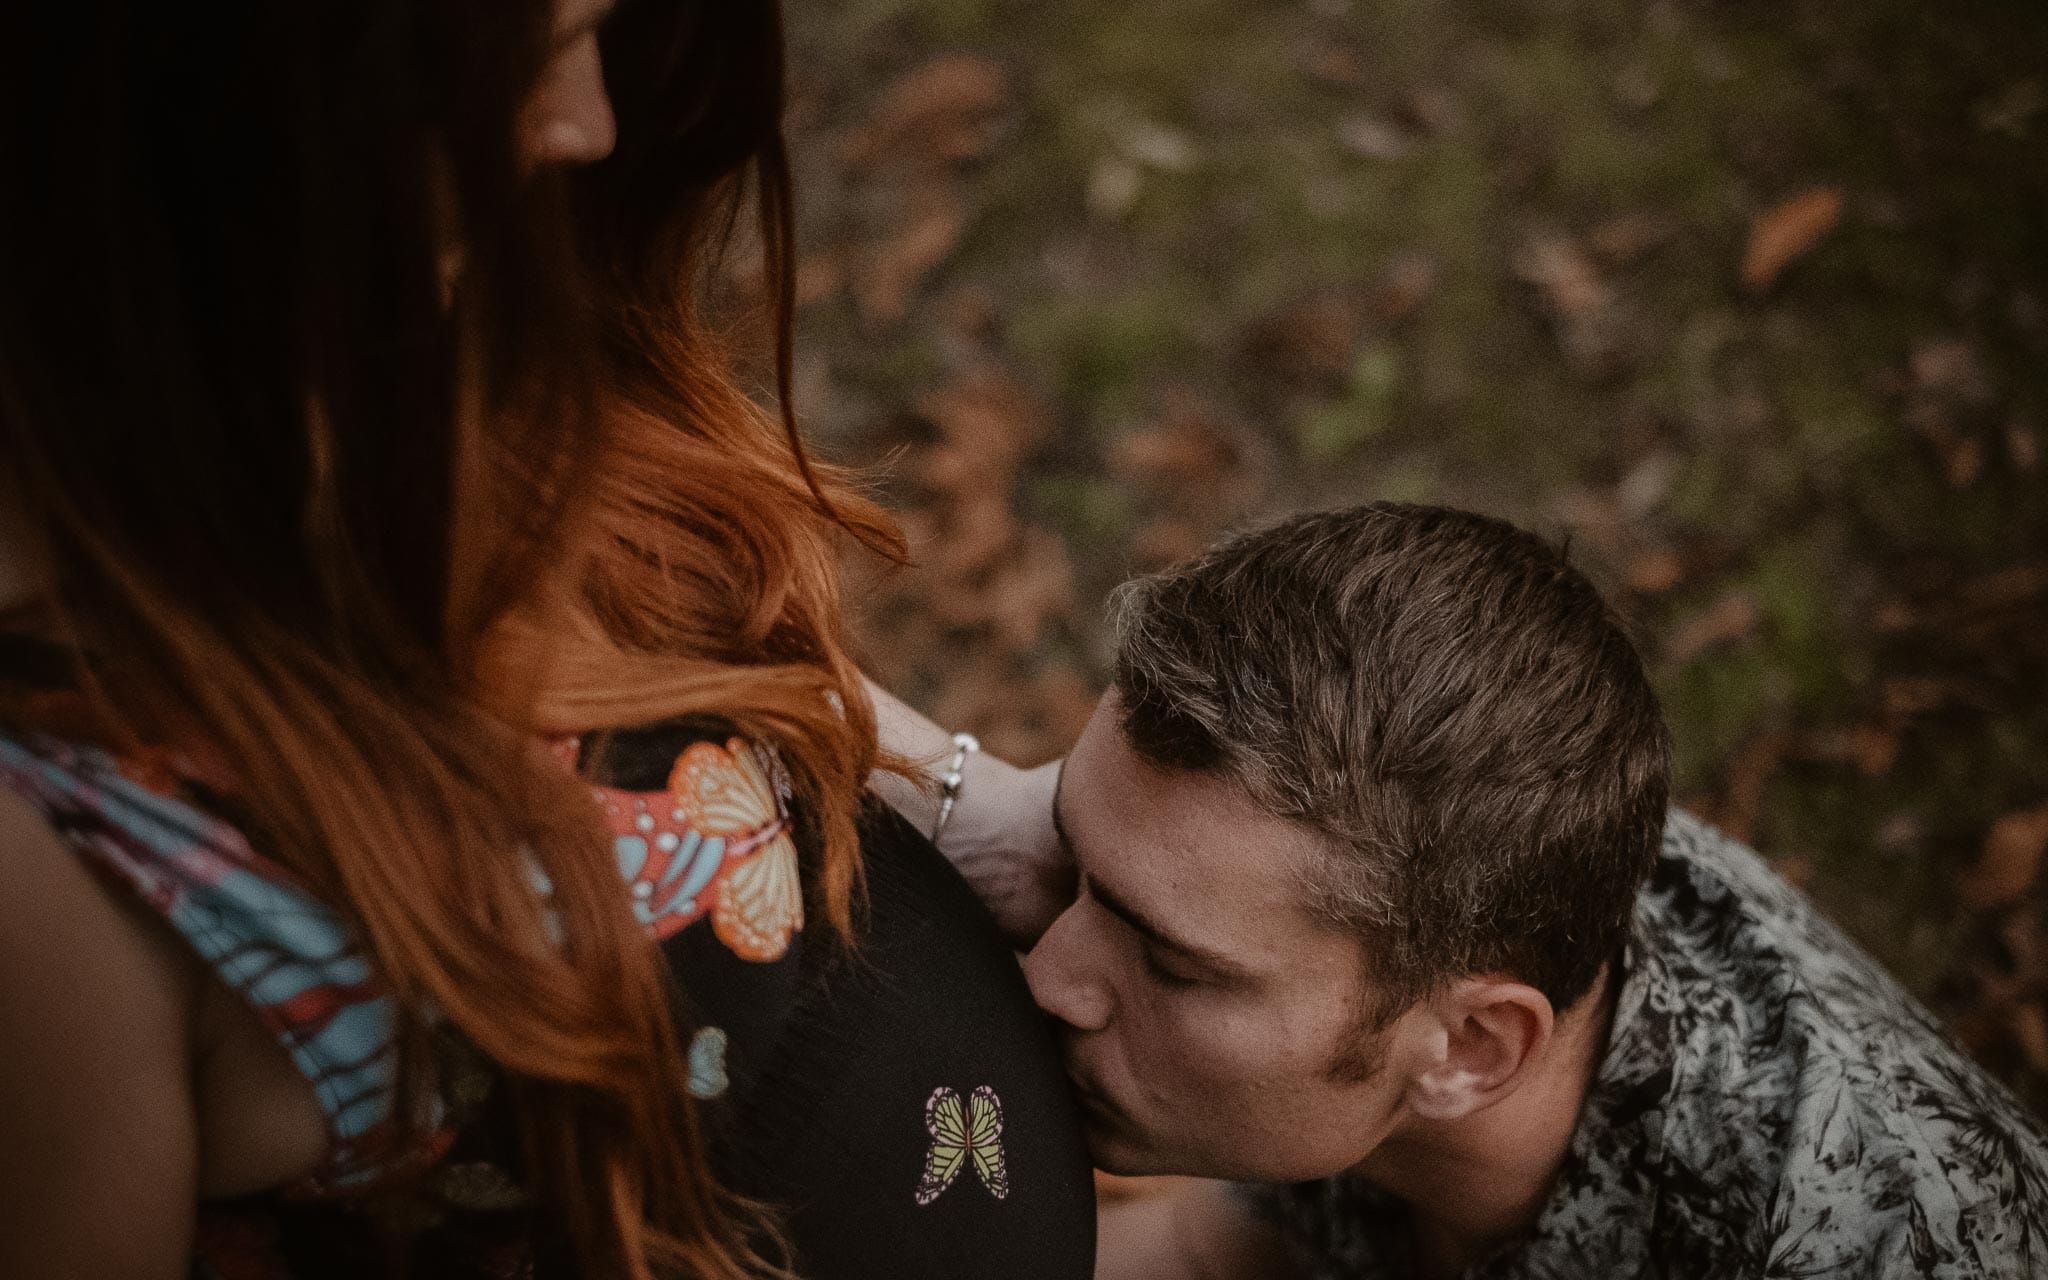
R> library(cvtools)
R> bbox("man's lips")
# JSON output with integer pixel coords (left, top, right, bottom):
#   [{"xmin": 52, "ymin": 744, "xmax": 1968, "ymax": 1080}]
[{"xmin": 1067, "ymin": 1070, "xmax": 1123, "ymax": 1127}]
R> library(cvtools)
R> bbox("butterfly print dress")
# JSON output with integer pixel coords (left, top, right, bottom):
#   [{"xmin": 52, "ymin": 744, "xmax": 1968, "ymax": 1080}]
[{"xmin": 0, "ymin": 702, "xmax": 1096, "ymax": 1280}]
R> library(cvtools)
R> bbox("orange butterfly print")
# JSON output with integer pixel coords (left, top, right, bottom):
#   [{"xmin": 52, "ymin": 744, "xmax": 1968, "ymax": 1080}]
[
  {"xmin": 671, "ymin": 739, "xmax": 804, "ymax": 962},
  {"xmin": 567, "ymin": 735, "xmax": 803, "ymax": 963}
]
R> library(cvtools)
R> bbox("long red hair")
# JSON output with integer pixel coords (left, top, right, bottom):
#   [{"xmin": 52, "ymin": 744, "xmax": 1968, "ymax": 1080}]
[{"xmin": 0, "ymin": 2, "xmax": 892, "ymax": 1277}]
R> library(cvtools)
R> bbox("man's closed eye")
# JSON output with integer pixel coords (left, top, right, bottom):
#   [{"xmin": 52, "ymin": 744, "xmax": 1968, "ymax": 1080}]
[{"xmin": 1142, "ymin": 947, "xmax": 1203, "ymax": 989}]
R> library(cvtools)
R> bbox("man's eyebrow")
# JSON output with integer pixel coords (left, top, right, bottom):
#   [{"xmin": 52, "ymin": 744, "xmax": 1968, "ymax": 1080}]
[{"xmin": 1055, "ymin": 785, "xmax": 1253, "ymax": 982}]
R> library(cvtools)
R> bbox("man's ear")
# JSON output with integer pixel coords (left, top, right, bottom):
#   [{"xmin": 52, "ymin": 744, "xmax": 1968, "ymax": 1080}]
[{"xmin": 1405, "ymin": 979, "xmax": 1553, "ymax": 1122}]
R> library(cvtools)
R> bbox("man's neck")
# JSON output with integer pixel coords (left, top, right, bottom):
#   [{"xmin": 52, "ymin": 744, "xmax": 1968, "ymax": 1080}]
[{"xmin": 1355, "ymin": 966, "xmax": 1619, "ymax": 1279}]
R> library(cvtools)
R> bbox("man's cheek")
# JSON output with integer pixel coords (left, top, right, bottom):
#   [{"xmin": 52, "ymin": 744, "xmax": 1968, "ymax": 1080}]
[
  {"xmin": 1121, "ymin": 1014, "xmax": 1204, "ymax": 1101},
  {"xmin": 1172, "ymin": 1008, "xmax": 1274, "ymax": 1082},
  {"xmin": 1144, "ymin": 1021, "xmax": 1265, "ymax": 1107}
]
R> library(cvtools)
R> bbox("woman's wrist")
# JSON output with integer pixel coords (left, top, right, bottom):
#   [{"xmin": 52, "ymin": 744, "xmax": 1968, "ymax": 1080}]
[
  {"xmin": 862, "ymin": 675, "xmax": 1074, "ymax": 945},
  {"xmin": 936, "ymin": 754, "xmax": 1069, "ymax": 944},
  {"xmin": 864, "ymin": 676, "xmax": 955, "ymax": 831}
]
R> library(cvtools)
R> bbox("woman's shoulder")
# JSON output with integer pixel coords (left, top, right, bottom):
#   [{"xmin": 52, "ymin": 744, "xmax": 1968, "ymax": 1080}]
[
  {"xmin": 0, "ymin": 781, "xmax": 203, "ymax": 1277},
  {"xmin": 0, "ymin": 732, "xmax": 386, "ymax": 1201},
  {"xmin": 0, "ymin": 780, "xmax": 203, "ymax": 1067},
  {"xmin": 709, "ymin": 804, "xmax": 1099, "ymax": 1279}
]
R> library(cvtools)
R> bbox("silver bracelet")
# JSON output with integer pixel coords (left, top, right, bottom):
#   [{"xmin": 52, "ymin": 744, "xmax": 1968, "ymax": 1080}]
[{"xmin": 931, "ymin": 731, "xmax": 981, "ymax": 843}]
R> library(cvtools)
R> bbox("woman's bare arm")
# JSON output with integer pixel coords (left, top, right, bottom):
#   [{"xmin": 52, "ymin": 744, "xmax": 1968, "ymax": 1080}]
[
  {"xmin": 865, "ymin": 677, "xmax": 1073, "ymax": 947},
  {"xmin": 0, "ymin": 787, "xmax": 198, "ymax": 1279}
]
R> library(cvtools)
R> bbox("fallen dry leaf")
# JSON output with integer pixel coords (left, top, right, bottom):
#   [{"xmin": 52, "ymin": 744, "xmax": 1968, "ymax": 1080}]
[
  {"xmin": 1774, "ymin": 856, "xmax": 1814, "ymax": 890},
  {"xmin": 1513, "ymin": 233, "xmax": 1630, "ymax": 379},
  {"xmin": 918, "ymin": 497, "xmax": 1013, "ymax": 599},
  {"xmin": 1717, "ymin": 725, "xmax": 1792, "ymax": 843},
  {"xmin": 1881, "ymin": 677, "xmax": 1949, "ymax": 720},
  {"xmin": 1741, "ymin": 187, "xmax": 1844, "ymax": 292},
  {"xmin": 1958, "ymin": 561, "xmax": 2048, "ymax": 614},
  {"xmin": 859, "ymin": 184, "xmax": 967, "ymax": 325},
  {"xmin": 1371, "ymin": 253, "xmax": 1440, "ymax": 325},
  {"xmin": 1130, "ymin": 518, "xmax": 1210, "ymax": 571},
  {"xmin": 1248, "ymin": 289, "xmax": 1368, "ymax": 381},
  {"xmin": 794, "ymin": 253, "xmax": 847, "ymax": 307},
  {"xmin": 1943, "ymin": 436, "xmax": 1987, "ymax": 487},
  {"xmin": 1112, "ymin": 394, "xmax": 1266, "ymax": 524},
  {"xmin": 935, "ymin": 284, "xmax": 1003, "ymax": 348},
  {"xmin": 1555, "ymin": 487, "xmax": 1628, "ymax": 561},
  {"xmin": 1873, "ymin": 598, "xmax": 1917, "ymax": 632},
  {"xmin": 1803, "ymin": 722, "xmax": 1902, "ymax": 777},
  {"xmin": 1664, "ymin": 590, "xmax": 1761, "ymax": 666},
  {"xmin": 1515, "ymin": 234, "xmax": 1612, "ymax": 319},
  {"xmin": 1113, "ymin": 424, "xmax": 1238, "ymax": 490},
  {"xmin": 1625, "ymin": 546, "xmax": 1686, "ymax": 595},
  {"xmin": 1910, "ymin": 337, "xmax": 1998, "ymax": 408},
  {"xmin": 1961, "ymin": 804, "xmax": 2048, "ymax": 911},
  {"xmin": 917, "ymin": 371, "xmax": 1051, "ymax": 465},
  {"xmin": 862, "ymin": 369, "xmax": 1075, "ymax": 682},
  {"xmin": 1034, "ymin": 663, "xmax": 1101, "ymax": 753},
  {"xmin": 1337, "ymin": 113, "xmax": 1414, "ymax": 162},
  {"xmin": 1846, "ymin": 722, "xmax": 1900, "ymax": 777},
  {"xmin": 1615, "ymin": 450, "xmax": 1681, "ymax": 520},
  {"xmin": 841, "ymin": 55, "xmax": 1011, "ymax": 173},
  {"xmin": 2009, "ymin": 419, "xmax": 2041, "ymax": 471},
  {"xmin": 1588, "ymin": 212, "xmax": 1677, "ymax": 268},
  {"xmin": 977, "ymin": 528, "xmax": 1075, "ymax": 653},
  {"xmin": 933, "ymin": 660, "xmax": 1102, "ymax": 768},
  {"xmin": 1298, "ymin": 43, "xmax": 1368, "ymax": 89}
]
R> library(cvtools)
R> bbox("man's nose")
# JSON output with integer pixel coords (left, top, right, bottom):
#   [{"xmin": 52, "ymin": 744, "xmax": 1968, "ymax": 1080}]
[{"xmin": 1023, "ymin": 902, "xmax": 1113, "ymax": 1033}]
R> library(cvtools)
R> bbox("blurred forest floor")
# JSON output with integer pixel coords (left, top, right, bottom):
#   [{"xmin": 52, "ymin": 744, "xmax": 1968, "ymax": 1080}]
[{"xmin": 766, "ymin": 0, "xmax": 2048, "ymax": 1109}]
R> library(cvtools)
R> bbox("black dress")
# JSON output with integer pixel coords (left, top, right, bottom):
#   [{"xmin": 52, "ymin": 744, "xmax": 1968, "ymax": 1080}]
[
  {"xmin": 608, "ymin": 722, "xmax": 1099, "ymax": 1279},
  {"xmin": 679, "ymin": 804, "xmax": 1095, "ymax": 1276}
]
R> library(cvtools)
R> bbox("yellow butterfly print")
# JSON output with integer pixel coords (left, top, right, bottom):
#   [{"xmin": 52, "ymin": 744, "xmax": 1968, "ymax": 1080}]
[
  {"xmin": 672, "ymin": 738, "xmax": 803, "ymax": 962},
  {"xmin": 915, "ymin": 1086, "xmax": 1009, "ymax": 1205}
]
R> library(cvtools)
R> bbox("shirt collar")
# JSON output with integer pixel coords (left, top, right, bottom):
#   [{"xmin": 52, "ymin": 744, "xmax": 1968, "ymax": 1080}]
[{"xmin": 1467, "ymin": 910, "xmax": 1681, "ymax": 1278}]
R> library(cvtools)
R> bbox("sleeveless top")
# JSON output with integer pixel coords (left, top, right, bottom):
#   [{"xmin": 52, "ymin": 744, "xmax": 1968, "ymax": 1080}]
[{"xmin": 0, "ymin": 707, "xmax": 1096, "ymax": 1278}]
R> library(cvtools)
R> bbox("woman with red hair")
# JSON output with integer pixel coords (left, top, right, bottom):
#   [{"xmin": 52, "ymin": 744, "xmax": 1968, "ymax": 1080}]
[{"xmin": 0, "ymin": 2, "xmax": 1090, "ymax": 1276}]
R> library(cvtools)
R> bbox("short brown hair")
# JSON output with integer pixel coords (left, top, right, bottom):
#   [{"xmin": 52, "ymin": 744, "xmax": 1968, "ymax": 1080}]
[{"xmin": 1111, "ymin": 504, "xmax": 1668, "ymax": 1023}]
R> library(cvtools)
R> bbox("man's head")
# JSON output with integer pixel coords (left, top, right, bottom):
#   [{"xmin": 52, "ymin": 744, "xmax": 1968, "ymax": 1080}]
[{"xmin": 1026, "ymin": 503, "xmax": 1669, "ymax": 1180}]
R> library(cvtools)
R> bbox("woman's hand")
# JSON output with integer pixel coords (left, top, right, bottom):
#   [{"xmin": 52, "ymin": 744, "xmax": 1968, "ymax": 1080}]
[
  {"xmin": 930, "ymin": 753, "xmax": 1073, "ymax": 948},
  {"xmin": 865, "ymin": 678, "xmax": 1076, "ymax": 948}
]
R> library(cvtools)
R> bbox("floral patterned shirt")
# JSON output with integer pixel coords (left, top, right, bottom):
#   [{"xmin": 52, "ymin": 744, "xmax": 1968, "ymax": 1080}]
[{"xmin": 1258, "ymin": 812, "xmax": 2048, "ymax": 1280}]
